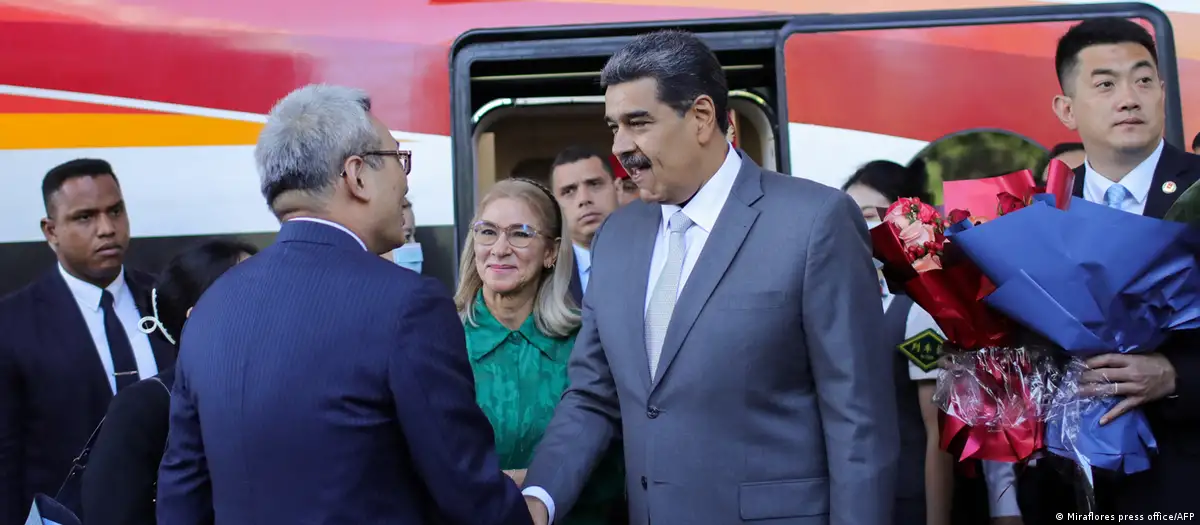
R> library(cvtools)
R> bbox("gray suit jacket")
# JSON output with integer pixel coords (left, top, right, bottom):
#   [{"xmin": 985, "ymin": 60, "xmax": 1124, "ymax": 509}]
[{"xmin": 525, "ymin": 154, "xmax": 898, "ymax": 525}]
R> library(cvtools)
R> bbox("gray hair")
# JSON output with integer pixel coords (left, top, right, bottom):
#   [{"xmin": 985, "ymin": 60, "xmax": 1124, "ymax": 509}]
[
  {"xmin": 255, "ymin": 84, "xmax": 383, "ymax": 208},
  {"xmin": 454, "ymin": 179, "xmax": 581, "ymax": 338},
  {"xmin": 600, "ymin": 29, "xmax": 730, "ymax": 133}
]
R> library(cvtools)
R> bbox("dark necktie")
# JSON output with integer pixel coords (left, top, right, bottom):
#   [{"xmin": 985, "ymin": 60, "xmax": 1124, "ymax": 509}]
[{"xmin": 100, "ymin": 290, "xmax": 140, "ymax": 391}]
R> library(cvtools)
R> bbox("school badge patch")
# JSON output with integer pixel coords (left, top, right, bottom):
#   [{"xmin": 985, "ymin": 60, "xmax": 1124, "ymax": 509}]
[{"xmin": 898, "ymin": 329, "xmax": 944, "ymax": 372}]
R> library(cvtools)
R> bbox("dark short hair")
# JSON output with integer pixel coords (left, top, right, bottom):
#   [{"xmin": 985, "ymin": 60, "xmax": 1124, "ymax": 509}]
[
  {"xmin": 1192, "ymin": 131, "xmax": 1200, "ymax": 151},
  {"xmin": 1055, "ymin": 18, "xmax": 1157, "ymax": 93},
  {"xmin": 551, "ymin": 146, "xmax": 614, "ymax": 178},
  {"xmin": 601, "ymin": 29, "xmax": 730, "ymax": 133},
  {"xmin": 841, "ymin": 159, "xmax": 931, "ymax": 204},
  {"xmin": 1049, "ymin": 142, "xmax": 1085, "ymax": 158},
  {"xmin": 150, "ymin": 238, "xmax": 258, "ymax": 347},
  {"xmin": 42, "ymin": 158, "xmax": 119, "ymax": 216}
]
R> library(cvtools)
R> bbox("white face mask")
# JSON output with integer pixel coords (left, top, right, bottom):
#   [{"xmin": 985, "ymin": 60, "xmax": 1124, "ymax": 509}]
[{"xmin": 392, "ymin": 242, "xmax": 423, "ymax": 274}]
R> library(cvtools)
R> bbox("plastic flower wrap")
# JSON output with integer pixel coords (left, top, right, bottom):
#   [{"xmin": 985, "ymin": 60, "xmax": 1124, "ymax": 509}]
[
  {"xmin": 869, "ymin": 197, "xmax": 1041, "ymax": 463},
  {"xmin": 949, "ymin": 194, "xmax": 1200, "ymax": 475}
]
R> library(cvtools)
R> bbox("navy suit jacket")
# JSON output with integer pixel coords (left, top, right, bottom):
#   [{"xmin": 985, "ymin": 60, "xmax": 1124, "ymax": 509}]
[
  {"xmin": 0, "ymin": 267, "xmax": 174, "ymax": 525},
  {"xmin": 1071, "ymin": 142, "xmax": 1200, "ymax": 513},
  {"xmin": 156, "ymin": 220, "xmax": 532, "ymax": 525}
]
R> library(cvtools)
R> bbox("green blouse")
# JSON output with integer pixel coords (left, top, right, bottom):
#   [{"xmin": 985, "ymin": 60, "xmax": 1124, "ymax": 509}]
[{"xmin": 465, "ymin": 293, "xmax": 625, "ymax": 525}]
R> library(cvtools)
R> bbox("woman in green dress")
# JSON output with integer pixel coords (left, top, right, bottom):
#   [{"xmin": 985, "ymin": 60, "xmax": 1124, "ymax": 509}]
[{"xmin": 453, "ymin": 178, "xmax": 625, "ymax": 525}]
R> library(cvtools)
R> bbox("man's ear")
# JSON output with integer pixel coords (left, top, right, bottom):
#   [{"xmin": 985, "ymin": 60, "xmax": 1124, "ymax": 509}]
[
  {"xmin": 342, "ymin": 156, "xmax": 372, "ymax": 202},
  {"xmin": 691, "ymin": 95, "xmax": 719, "ymax": 144},
  {"xmin": 40, "ymin": 217, "xmax": 57, "ymax": 248},
  {"xmin": 1052, "ymin": 94, "xmax": 1078, "ymax": 131}
]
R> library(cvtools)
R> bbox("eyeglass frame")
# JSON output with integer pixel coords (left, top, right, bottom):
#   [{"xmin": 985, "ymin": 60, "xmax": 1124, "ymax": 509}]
[
  {"xmin": 359, "ymin": 146, "xmax": 412, "ymax": 175},
  {"xmin": 471, "ymin": 220, "xmax": 557, "ymax": 249}
]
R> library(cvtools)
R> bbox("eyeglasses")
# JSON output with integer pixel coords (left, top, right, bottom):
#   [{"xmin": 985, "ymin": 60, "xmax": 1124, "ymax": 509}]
[
  {"xmin": 472, "ymin": 221, "xmax": 551, "ymax": 248},
  {"xmin": 360, "ymin": 146, "xmax": 412, "ymax": 175}
]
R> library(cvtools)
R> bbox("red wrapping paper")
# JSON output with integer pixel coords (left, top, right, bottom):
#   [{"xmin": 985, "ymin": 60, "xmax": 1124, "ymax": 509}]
[
  {"xmin": 944, "ymin": 169, "xmax": 1039, "ymax": 222},
  {"xmin": 870, "ymin": 222, "xmax": 1011, "ymax": 350}
]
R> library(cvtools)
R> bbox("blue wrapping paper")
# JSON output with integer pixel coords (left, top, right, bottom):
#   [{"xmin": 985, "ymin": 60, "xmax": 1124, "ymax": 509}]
[{"xmin": 947, "ymin": 197, "xmax": 1200, "ymax": 473}]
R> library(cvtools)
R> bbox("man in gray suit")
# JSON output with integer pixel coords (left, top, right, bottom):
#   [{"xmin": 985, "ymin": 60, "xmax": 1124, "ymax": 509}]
[{"xmin": 520, "ymin": 30, "xmax": 898, "ymax": 525}]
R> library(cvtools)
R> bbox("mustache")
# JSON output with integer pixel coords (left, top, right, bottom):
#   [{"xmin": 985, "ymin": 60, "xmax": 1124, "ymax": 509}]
[{"xmin": 619, "ymin": 153, "xmax": 652, "ymax": 172}]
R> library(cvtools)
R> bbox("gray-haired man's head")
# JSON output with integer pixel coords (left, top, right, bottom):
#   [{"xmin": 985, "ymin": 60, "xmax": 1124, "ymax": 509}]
[
  {"xmin": 601, "ymin": 30, "xmax": 730, "ymax": 205},
  {"xmin": 255, "ymin": 84, "xmax": 412, "ymax": 252}
]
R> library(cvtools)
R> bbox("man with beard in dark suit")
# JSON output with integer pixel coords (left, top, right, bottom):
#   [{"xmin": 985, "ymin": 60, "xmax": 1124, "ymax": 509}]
[
  {"xmin": 1018, "ymin": 18, "xmax": 1200, "ymax": 522},
  {"xmin": 0, "ymin": 159, "xmax": 175, "ymax": 524}
]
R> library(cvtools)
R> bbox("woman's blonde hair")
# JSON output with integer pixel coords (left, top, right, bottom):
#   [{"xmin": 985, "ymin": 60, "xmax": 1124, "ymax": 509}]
[{"xmin": 453, "ymin": 178, "xmax": 581, "ymax": 338}]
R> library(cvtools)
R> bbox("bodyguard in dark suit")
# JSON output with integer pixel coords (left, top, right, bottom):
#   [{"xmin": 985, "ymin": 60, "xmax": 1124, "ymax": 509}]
[
  {"xmin": 549, "ymin": 146, "xmax": 621, "ymax": 307},
  {"xmin": 0, "ymin": 159, "xmax": 175, "ymax": 525},
  {"xmin": 155, "ymin": 84, "xmax": 532, "ymax": 525},
  {"xmin": 1019, "ymin": 17, "xmax": 1200, "ymax": 520}
]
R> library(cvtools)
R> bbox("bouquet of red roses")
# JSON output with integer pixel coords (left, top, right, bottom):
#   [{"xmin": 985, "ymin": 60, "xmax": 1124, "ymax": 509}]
[{"xmin": 871, "ymin": 167, "xmax": 1074, "ymax": 464}]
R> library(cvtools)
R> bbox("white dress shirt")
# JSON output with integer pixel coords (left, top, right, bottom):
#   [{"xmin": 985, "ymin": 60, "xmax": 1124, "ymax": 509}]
[
  {"xmin": 1082, "ymin": 139, "xmax": 1162, "ymax": 215},
  {"xmin": 289, "ymin": 217, "xmax": 368, "ymax": 251},
  {"xmin": 523, "ymin": 144, "xmax": 741, "ymax": 522},
  {"xmin": 881, "ymin": 286, "xmax": 1021, "ymax": 518},
  {"xmin": 59, "ymin": 264, "xmax": 159, "ymax": 394},
  {"xmin": 573, "ymin": 243, "xmax": 592, "ymax": 292},
  {"xmin": 643, "ymin": 145, "xmax": 742, "ymax": 312}
]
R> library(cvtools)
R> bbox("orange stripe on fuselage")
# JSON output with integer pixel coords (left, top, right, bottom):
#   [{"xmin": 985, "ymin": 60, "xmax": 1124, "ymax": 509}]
[{"xmin": 0, "ymin": 113, "xmax": 262, "ymax": 149}]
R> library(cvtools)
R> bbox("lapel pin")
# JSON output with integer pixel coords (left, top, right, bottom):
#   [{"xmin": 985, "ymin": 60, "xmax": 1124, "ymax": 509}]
[{"xmin": 1162, "ymin": 181, "xmax": 1177, "ymax": 194}]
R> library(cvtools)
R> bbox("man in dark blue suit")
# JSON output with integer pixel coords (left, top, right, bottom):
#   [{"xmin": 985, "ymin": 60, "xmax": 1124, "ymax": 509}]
[
  {"xmin": 1019, "ymin": 18, "xmax": 1200, "ymax": 523},
  {"xmin": 155, "ymin": 85, "xmax": 533, "ymax": 525},
  {"xmin": 0, "ymin": 159, "xmax": 175, "ymax": 525}
]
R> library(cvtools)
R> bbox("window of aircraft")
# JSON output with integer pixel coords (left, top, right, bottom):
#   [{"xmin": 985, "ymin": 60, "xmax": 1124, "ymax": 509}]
[
  {"xmin": 912, "ymin": 129, "xmax": 1050, "ymax": 203},
  {"xmin": 471, "ymin": 93, "xmax": 776, "ymax": 197},
  {"xmin": 779, "ymin": 18, "xmax": 1174, "ymax": 196}
]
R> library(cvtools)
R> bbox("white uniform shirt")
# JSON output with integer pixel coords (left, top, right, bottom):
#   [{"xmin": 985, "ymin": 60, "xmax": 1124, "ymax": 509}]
[{"xmin": 882, "ymin": 286, "xmax": 1021, "ymax": 518}]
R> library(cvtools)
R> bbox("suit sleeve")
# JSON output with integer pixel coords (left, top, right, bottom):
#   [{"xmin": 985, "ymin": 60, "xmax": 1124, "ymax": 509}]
[
  {"xmin": 83, "ymin": 382, "xmax": 167, "ymax": 525},
  {"xmin": 1154, "ymin": 329, "xmax": 1200, "ymax": 422},
  {"xmin": 0, "ymin": 335, "xmax": 25, "ymax": 525},
  {"xmin": 802, "ymin": 192, "xmax": 899, "ymax": 525},
  {"xmin": 389, "ymin": 278, "xmax": 532, "ymax": 525},
  {"xmin": 156, "ymin": 358, "xmax": 214, "ymax": 525},
  {"xmin": 523, "ymin": 217, "xmax": 621, "ymax": 522}
]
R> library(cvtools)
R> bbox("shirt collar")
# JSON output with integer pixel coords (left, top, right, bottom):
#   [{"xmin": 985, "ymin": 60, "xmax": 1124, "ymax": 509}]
[
  {"xmin": 659, "ymin": 143, "xmax": 742, "ymax": 234},
  {"xmin": 465, "ymin": 291, "xmax": 566, "ymax": 362},
  {"xmin": 287, "ymin": 217, "xmax": 368, "ymax": 251},
  {"xmin": 1083, "ymin": 138, "xmax": 1163, "ymax": 205},
  {"xmin": 572, "ymin": 243, "xmax": 591, "ymax": 274},
  {"xmin": 59, "ymin": 263, "xmax": 126, "ymax": 312}
]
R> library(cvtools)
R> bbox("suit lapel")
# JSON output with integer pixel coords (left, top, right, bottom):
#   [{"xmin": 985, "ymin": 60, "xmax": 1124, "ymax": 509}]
[
  {"xmin": 625, "ymin": 203, "xmax": 660, "ymax": 394},
  {"xmin": 1072, "ymin": 164, "xmax": 1086, "ymax": 198},
  {"xmin": 1069, "ymin": 144, "xmax": 1199, "ymax": 219},
  {"xmin": 651, "ymin": 158, "xmax": 763, "ymax": 387},
  {"xmin": 126, "ymin": 270, "xmax": 177, "ymax": 370},
  {"xmin": 35, "ymin": 270, "xmax": 112, "ymax": 407},
  {"xmin": 1144, "ymin": 144, "xmax": 1197, "ymax": 219}
]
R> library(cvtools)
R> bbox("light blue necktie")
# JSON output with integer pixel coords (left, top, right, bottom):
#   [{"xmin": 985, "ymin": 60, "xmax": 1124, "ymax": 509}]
[
  {"xmin": 645, "ymin": 210, "xmax": 693, "ymax": 379},
  {"xmin": 1104, "ymin": 184, "xmax": 1131, "ymax": 210}
]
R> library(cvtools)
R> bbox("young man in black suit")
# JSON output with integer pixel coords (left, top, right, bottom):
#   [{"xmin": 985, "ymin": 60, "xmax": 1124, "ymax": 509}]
[
  {"xmin": 1019, "ymin": 17, "xmax": 1200, "ymax": 520},
  {"xmin": 0, "ymin": 159, "xmax": 175, "ymax": 524}
]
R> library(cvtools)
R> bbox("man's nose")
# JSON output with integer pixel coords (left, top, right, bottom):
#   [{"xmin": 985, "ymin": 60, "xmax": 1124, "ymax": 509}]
[
  {"xmin": 96, "ymin": 214, "xmax": 116, "ymax": 237},
  {"xmin": 612, "ymin": 128, "xmax": 635, "ymax": 158},
  {"xmin": 1117, "ymin": 82, "xmax": 1142, "ymax": 112}
]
